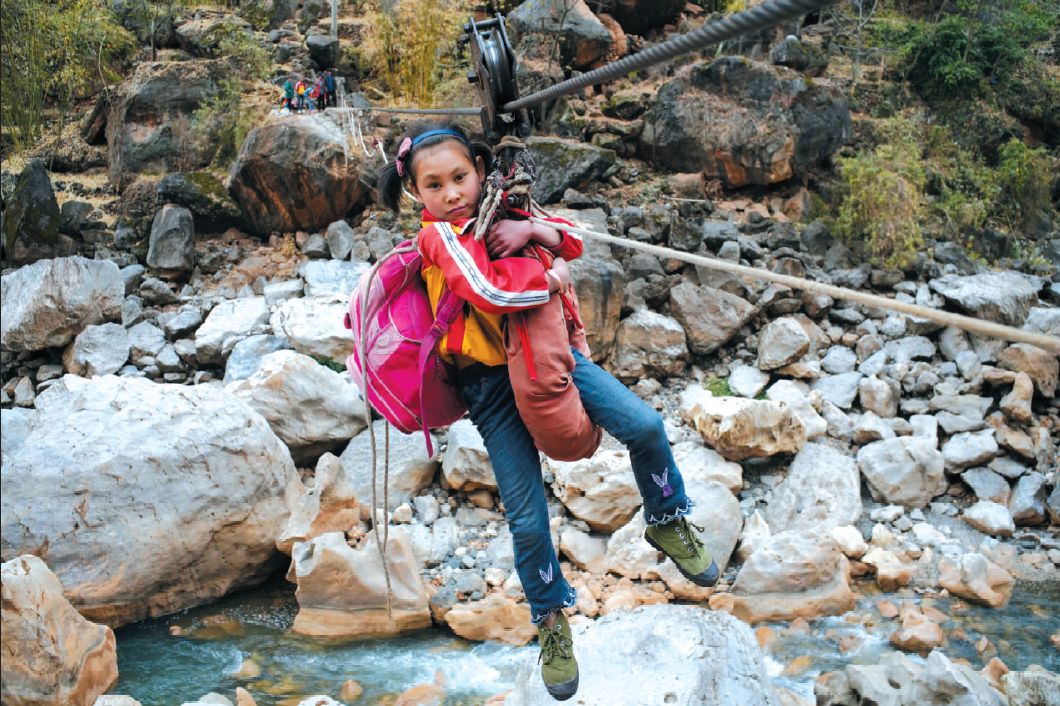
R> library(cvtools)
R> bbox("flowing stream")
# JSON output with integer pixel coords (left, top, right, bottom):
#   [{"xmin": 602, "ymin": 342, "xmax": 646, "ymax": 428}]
[{"xmin": 115, "ymin": 579, "xmax": 1060, "ymax": 705}]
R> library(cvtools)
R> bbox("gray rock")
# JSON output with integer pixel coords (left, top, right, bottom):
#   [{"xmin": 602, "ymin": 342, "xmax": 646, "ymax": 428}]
[
  {"xmin": 942, "ymin": 429, "xmax": 999, "ymax": 472},
  {"xmin": 1, "ymin": 408, "xmax": 36, "ymax": 466},
  {"xmin": 963, "ymin": 500, "xmax": 1015, "ymax": 536},
  {"xmin": 226, "ymin": 350, "xmax": 367, "ymax": 464},
  {"xmin": 765, "ymin": 442, "xmax": 862, "ymax": 532},
  {"xmin": 1023, "ymin": 307, "xmax": 1060, "ymax": 336},
  {"xmin": 527, "ymin": 137, "xmax": 616, "ymax": 204},
  {"xmin": 263, "ymin": 279, "xmax": 304, "ymax": 306},
  {"xmin": 162, "ymin": 307, "xmax": 203, "ymax": 339},
  {"xmin": 612, "ymin": 310, "xmax": 688, "ymax": 382},
  {"xmin": 127, "ymin": 321, "xmax": 166, "ymax": 366},
  {"xmin": 1003, "ymin": 667, "xmax": 1060, "ymax": 706},
  {"xmin": 857, "ymin": 437, "xmax": 947, "ymax": 508},
  {"xmin": 504, "ymin": 605, "xmax": 777, "ymax": 706},
  {"xmin": 1, "ymin": 257, "xmax": 123, "ymax": 352},
  {"xmin": 884, "ymin": 335, "xmax": 936, "ymax": 362},
  {"xmin": 269, "ymin": 294, "xmax": 350, "ymax": 363},
  {"xmin": 0, "ymin": 375, "xmax": 298, "ymax": 626},
  {"xmin": 929, "ymin": 271, "xmax": 1042, "ymax": 326},
  {"xmin": 728, "ymin": 365, "xmax": 770, "ymax": 398},
  {"xmin": 669, "ymin": 282, "xmax": 755, "ymax": 356},
  {"xmin": 138, "ymin": 276, "xmax": 177, "ymax": 305},
  {"xmin": 858, "ymin": 349, "xmax": 888, "ymax": 377},
  {"xmin": 119, "ymin": 264, "xmax": 145, "ymax": 296},
  {"xmin": 156, "ymin": 172, "xmax": 242, "ymax": 230},
  {"xmin": 955, "ymin": 350, "xmax": 982, "ymax": 380},
  {"xmin": 301, "ymin": 233, "xmax": 329, "ymax": 258},
  {"xmin": 306, "ymin": 34, "xmax": 340, "ymax": 69},
  {"xmin": 961, "ymin": 468, "xmax": 1011, "ymax": 505},
  {"xmin": 298, "ymin": 259, "xmax": 368, "ymax": 298},
  {"xmin": 938, "ymin": 326, "xmax": 973, "ymax": 361},
  {"xmin": 1048, "ymin": 485, "xmax": 1060, "ymax": 525},
  {"xmin": 821, "ymin": 345, "xmax": 857, "ymax": 374},
  {"xmin": 929, "ymin": 394, "xmax": 992, "ymax": 418},
  {"xmin": 988, "ymin": 456, "xmax": 1028, "ymax": 480},
  {"xmin": 508, "ymin": 0, "xmax": 613, "ymax": 72},
  {"xmin": 63, "ymin": 323, "xmax": 130, "ymax": 377},
  {"xmin": 13, "ymin": 377, "xmax": 36, "ymax": 407},
  {"xmin": 813, "ymin": 372, "xmax": 863, "ymax": 410},
  {"xmin": 936, "ymin": 412, "xmax": 987, "ymax": 435},
  {"xmin": 1, "ymin": 159, "xmax": 63, "ymax": 265},
  {"xmin": 1009, "ymin": 472, "xmax": 1048, "ymax": 526},
  {"xmin": 844, "ymin": 650, "xmax": 1004, "ymax": 706},
  {"xmin": 223, "ymin": 334, "xmax": 292, "ymax": 383},
  {"xmin": 756, "ymin": 317, "xmax": 810, "ymax": 370},
  {"xmin": 340, "ymin": 421, "xmax": 438, "ymax": 510},
  {"xmin": 122, "ymin": 296, "xmax": 145, "ymax": 328},
  {"xmin": 858, "ymin": 375, "xmax": 899, "ymax": 418},
  {"xmin": 324, "ymin": 220, "xmax": 355, "ymax": 260},
  {"xmin": 996, "ymin": 342, "xmax": 1059, "ymax": 398},
  {"xmin": 195, "ymin": 297, "xmax": 270, "ymax": 364}
]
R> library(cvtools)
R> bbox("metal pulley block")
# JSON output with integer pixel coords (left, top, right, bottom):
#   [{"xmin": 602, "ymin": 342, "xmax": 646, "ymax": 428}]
[{"xmin": 462, "ymin": 15, "xmax": 532, "ymax": 146}]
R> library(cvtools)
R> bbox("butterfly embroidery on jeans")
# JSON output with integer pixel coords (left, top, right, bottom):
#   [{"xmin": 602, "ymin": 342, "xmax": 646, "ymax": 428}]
[
  {"xmin": 539, "ymin": 564, "xmax": 554, "ymax": 584},
  {"xmin": 651, "ymin": 469, "xmax": 674, "ymax": 498}
]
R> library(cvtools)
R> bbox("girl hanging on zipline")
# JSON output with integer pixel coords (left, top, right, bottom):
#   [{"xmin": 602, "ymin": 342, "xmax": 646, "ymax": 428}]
[{"xmin": 377, "ymin": 122, "xmax": 718, "ymax": 702}]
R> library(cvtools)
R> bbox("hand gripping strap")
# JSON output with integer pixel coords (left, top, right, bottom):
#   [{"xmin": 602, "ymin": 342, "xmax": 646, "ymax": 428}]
[{"xmin": 416, "ymin": 289, "xmax": 465, "ymax": 456}]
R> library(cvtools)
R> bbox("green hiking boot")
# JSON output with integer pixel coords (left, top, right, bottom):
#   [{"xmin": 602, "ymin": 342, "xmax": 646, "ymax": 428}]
[
  {"xmin": 644, "ymin": 516, "xmax": 719, "ymax": 587},
  {"xmin": 537, "ymin": 611, "xmax": 578, "ymax": 701}
]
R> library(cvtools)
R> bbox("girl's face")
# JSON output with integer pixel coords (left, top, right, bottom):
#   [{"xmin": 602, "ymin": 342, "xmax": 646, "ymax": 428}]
[{"xmin": 408, "ymin": 141, "xmax": 485, "ymax": 222}]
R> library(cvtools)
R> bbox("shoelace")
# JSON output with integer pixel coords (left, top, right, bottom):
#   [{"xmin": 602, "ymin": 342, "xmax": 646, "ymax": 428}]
[
  {"xmin": 674, "ymin": 517, "xmax": 706, "ymax": 558},
  {"xmin": 538, "ymin": 622, "xmax": 572, "ymax": 665}
]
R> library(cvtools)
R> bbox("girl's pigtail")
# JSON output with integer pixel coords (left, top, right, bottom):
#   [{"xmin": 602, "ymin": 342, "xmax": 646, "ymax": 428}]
[{"xmin": 377, "ymin": 161, "xmax": 404, "ymax": 212}]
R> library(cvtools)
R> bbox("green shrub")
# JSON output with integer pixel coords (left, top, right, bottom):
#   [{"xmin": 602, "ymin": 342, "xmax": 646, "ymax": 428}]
[
  {"xmin": 704, "ymin": 376, "xmax": 733, "ymax": 397},
  {"xmin": 899, "ymin": 1, "xmax": 1056, "ymax": 99},
  {"xmin": 994, "ymin": 138, "xmax": 1053, "ymax": 233},
  {"xmin": 833, "ymin": 135, "xmax": 926, "ymax": 270}
]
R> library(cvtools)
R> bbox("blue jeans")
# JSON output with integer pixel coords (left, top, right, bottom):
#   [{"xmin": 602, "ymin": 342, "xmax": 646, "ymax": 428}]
[{"xmin": 458, "ymin": 348, "xmax": 692, "ymax": 623}]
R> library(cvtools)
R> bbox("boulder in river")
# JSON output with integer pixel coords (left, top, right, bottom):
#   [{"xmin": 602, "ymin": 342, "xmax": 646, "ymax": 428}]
[
  {"xmin": 938, "ymin": 552, "xmax": 1014, "ymax": 609},
  {"xmin": 504, "ymin": 604, "xmax": 779, "ymax": 706},
  {"xmin": 1, "ymin": 554, "xmax": 118, "ymax": 706},
  {"xmin": 764, "ymin": 442, "xmax": 862, "ymax": 532},
  {"xmin": 228, "ymin": 115, "xmax": 369, "ymax": 236},
  {"xmin": 442, "ymin": 593, "xmax": 535, "ymax": 646},
  {"xmin": 0, "ymin": 375, "xmax": 300, "ymax": 626},
  {"xmin": 289, "ymin": 530, "xmax": 430, "ymax": 637},
  {"xmin": 713, "ymin": 530, "xmax": 857, "ymax": 623}
]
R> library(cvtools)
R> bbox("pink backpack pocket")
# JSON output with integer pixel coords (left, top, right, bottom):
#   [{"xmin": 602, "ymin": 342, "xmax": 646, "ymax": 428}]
[{"xmin": 344, "ymin": 241, "xmax": 466, "ymax": 456}]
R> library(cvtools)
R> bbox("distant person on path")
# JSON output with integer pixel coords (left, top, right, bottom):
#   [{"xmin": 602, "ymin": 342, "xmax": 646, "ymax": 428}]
[
  {"xmin": 315, "ymin": 75, "xmax": 327, "ymax": 112},
  {"xmin": 325, "ymin": 70, "xmax": 337, "ymax": 107},
  {"xmin": 296, "ymin": 77, "xmax": 307, "ymax": 111},
  {"xmin": 282, "ymin": 76, "xmax": 294, "ymax": 110}
]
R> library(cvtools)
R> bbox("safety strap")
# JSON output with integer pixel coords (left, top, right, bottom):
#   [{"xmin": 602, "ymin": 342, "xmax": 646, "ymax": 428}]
[{"xmin": 416, "ymin": 289, "xmax": 465, "ymax": 458}]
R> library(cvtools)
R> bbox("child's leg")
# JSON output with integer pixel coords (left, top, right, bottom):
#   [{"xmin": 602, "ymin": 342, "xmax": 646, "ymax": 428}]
[
  {"xmin": 459, "ymin": 366, "xmax": 577, "ymax": 623},
  {"xmin": 569, "ymin": 348, "xmax": 692, "ymax": 525}
]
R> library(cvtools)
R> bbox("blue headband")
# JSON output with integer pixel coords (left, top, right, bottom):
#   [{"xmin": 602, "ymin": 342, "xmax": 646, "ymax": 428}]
[{"xmin": 412, "ymin": 129, "xmax": 465, "ymax": 147}]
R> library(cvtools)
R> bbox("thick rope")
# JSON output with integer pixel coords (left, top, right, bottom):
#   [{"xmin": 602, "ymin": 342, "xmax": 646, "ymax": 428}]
[
  {"xmin": 526, "ymin": 216, "xmax": 1060, "ymax": 353},
  {"xmin": 359, "ymin": 248, "xmax": 418, "ymax": 624}
]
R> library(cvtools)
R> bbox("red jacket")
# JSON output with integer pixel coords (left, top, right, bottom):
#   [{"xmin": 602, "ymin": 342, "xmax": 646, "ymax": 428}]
[{"xmin": 418, "ymin": 210, "xmax": 582, "ymax": 367}]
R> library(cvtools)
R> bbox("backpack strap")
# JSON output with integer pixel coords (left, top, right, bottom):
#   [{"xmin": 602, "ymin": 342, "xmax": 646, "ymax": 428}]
[{"xmin": 416, "ymin": 288, "xmax": 465, "ymax": 457}]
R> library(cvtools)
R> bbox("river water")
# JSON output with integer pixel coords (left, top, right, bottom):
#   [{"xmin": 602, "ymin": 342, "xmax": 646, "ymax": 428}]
[{"xmin": 114, "ymin": 579, "xmax": 1059, "ymax": 705}]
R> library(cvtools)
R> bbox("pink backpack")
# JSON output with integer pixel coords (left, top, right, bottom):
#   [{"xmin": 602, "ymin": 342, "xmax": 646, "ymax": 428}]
[{"xmin": 343, "ymin": 241, "xmax": 467, "ymax": 457}]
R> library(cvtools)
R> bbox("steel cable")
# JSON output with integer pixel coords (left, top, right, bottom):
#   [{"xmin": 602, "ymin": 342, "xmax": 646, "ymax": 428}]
[{"xmin": 502, "ymin": 0, "xmax": 835, "ymax": 111}]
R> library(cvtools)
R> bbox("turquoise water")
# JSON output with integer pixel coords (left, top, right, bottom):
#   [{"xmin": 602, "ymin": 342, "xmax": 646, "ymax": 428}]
[
  {"xmin": 115, "ymin": 580, "xmax": 1059, "ymax": 705},
  {"xmin": 114, "ymin": 581, "xmax": 530, "ymax": 705},
  {"xmin": 766, "ymin": 583, "xmax": 1060, "ymax": 699}
]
